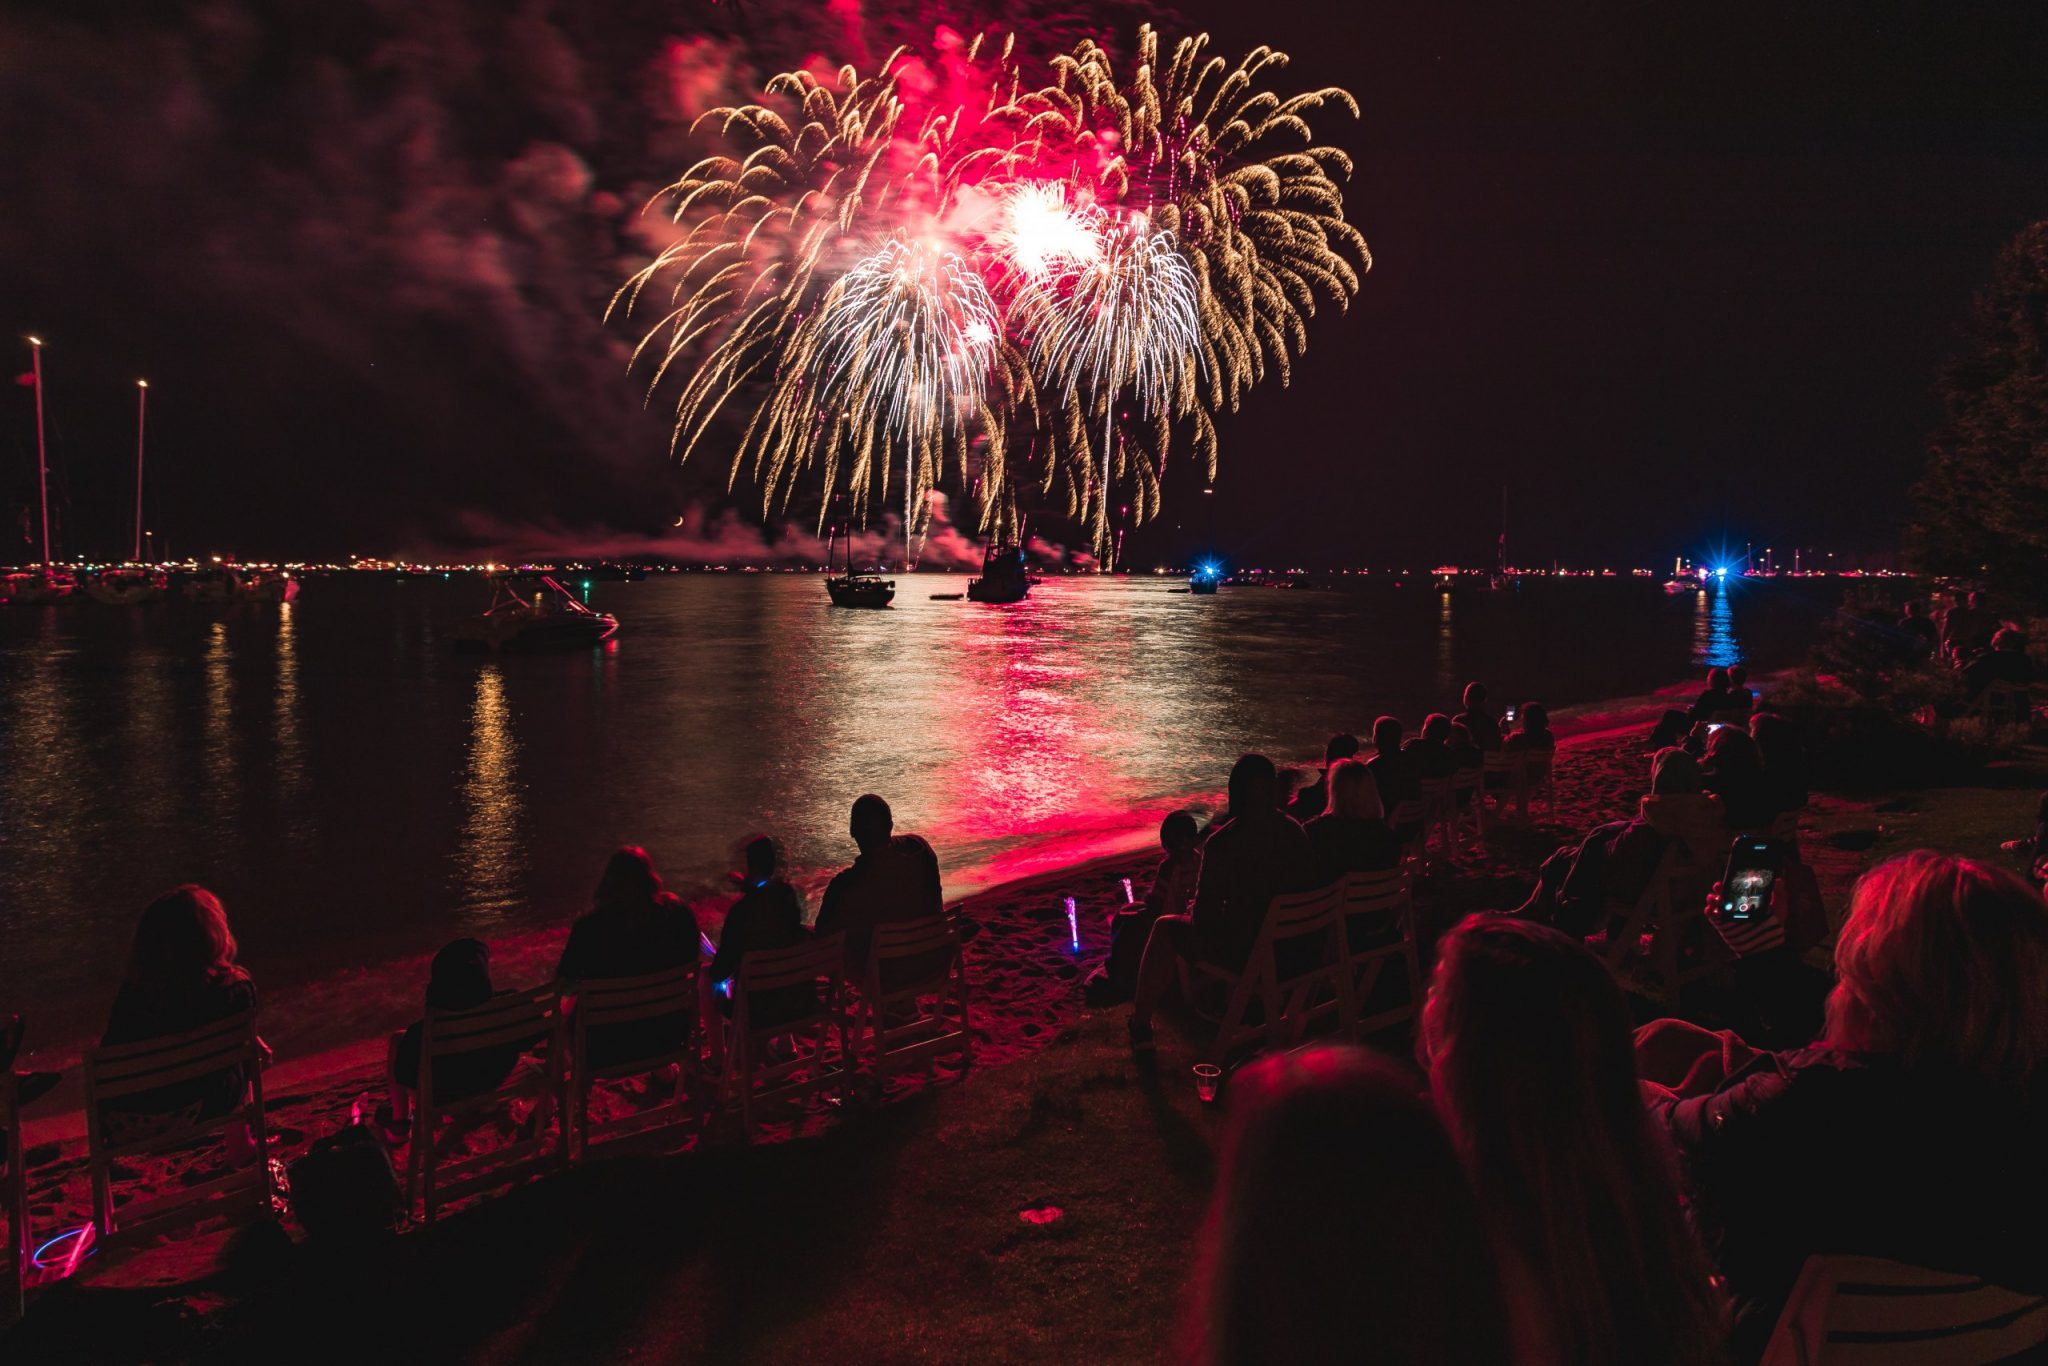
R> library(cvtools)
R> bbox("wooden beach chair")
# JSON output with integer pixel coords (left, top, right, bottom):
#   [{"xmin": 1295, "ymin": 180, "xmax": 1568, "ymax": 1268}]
[
  {"xmin": 1978, "ymin": 681, "xmax": 2032, "ymax": 730},
  {"xmin": 566, "ymin": 966, "xmax": 702, "ymax": 1162},
  {"xmin": 1418, "ymin": 775, "xmax": 1460, "ymax": 857},
  {"xmin": 714, "ymin": 934, "xmax": 850, "ymax": 1141},
  {"xmin": 84, "ymin": 1010, "xmax": 272, "ymax": 1249},
  {"xmin": 1388, "ymin": 798, "xmax": 1427, "ymax": 860},
  {"xmin": 1450, "ymin": 764, "xmax": 1485, "ymax": 848},
  {"xmin": 1334, "ymin": 869, "xmax": 1422, "ymax": 1039},
  {"xmin": 1596, "ymin": 843, "xmax": 1728, "ymax": 1008},
  {"xmin": 408, "ymin": 985, "xmax": 565, "ymax": 1223},
  {"xmin": 1515, "ymin": 750, "xmax": 1557, "ymax": 823},
  {"xmin": 1760, "ymin": 1254, "xmax": 2048, "ymax": 1366},
  {"xmin": 1477, "ymin": 751, "xmax": 1524, "ymax": 834},
  {"xmin": 3, "ymin": 1069, "xmax": 30, "ymax": 1317},
  {"xmin": 857, "ymin": 917, "xmax": 971, "ymax": 1093},
  {"xmin": 1180, "ymin": 886, "xmax": 1345, "ymax": 1066}
]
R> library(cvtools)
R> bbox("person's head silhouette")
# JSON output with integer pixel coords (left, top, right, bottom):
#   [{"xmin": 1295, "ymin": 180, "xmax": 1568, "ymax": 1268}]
[{"xmin": 850, "ymin": 793, "xmax": 894, "ymax": 855}]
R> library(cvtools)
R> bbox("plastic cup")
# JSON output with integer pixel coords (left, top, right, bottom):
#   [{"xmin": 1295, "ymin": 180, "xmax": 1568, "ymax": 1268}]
[{"xmin": 1193, "ymin": 1063, "xmax": 1222, "ymax": 1104}]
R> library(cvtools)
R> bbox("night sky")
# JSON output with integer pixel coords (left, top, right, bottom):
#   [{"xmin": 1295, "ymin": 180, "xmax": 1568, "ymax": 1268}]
[{"xmin": 4, "ymin": 1, "xmax": 2046, "ymax": 568}]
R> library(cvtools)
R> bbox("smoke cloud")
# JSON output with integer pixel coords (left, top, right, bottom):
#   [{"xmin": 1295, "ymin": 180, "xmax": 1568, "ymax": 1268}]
[{"xmin": 0, "ymin": 0, "xmax": 1160, "ymax": 558}]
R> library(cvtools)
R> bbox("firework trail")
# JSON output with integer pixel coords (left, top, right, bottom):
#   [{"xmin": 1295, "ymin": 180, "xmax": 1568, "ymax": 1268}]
[{"xmin": 613, "ymin": 25, "xmax": 1369, "ymax": 555}]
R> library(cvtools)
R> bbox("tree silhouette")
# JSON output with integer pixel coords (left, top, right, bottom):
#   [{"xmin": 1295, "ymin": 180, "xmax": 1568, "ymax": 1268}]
[{"xmin": 1912, "ymin": 221, "xmax": 2048, "ymax": 592}]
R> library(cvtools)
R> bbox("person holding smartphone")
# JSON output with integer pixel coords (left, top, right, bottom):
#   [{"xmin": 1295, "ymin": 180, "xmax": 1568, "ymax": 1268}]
[{"xmin": 1640, "ymin": 852, "xmax": 2048, "ymax": 1361}]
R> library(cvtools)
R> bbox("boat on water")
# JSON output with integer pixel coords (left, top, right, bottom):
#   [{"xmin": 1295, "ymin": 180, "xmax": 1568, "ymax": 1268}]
[
  {"xmin": 966, "ymin": 542, "xmax": 1033, "ymax": 604},
  {"xmin": 823, "ymin": 524, "xmax": 894, "ymax": 609},
  {"xmin": 180, "ymin": 565, "xmax": 244, "ymax": 602},
  {"xmin": 244, "ymin": 568, "xmax": 300, "ymax": 603},
  {"xmin": 84, "ymin": 568, "xmax": 168, "ymax": 605},
  {"xmin": 2, "ymin": 569, "xmax": 76, "ymax": 605},
  {"xmin": 453, "ymin": 575, "xmax": 619, "ymax": 652},
  {"xmin": 1189, "ymin": 560, "xmax": 1223, "ymax": 595}
]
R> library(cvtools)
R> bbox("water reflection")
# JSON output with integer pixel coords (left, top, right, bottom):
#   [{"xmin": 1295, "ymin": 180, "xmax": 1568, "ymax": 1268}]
[
  {"xmin": 202, "ymin": 620, "xmax": 237, "ymax": 829},
  {"xmin": 274, "ymin": 603, "xmax": 305, "ymax": 803},
  {"xmin": 457, "ymin": 663, "xmax": 526, "ymax": 924},
  {"xmin": 1436, "ymin": 593, "xmax": 1457, "ymax": 695},
  {"xmin": 1, "ymin": 629, "xmax": 85, "ymax": 911},
  {"xmin": 1693, "ymin": 583, "xmax": 1743, "ymax": 668}
]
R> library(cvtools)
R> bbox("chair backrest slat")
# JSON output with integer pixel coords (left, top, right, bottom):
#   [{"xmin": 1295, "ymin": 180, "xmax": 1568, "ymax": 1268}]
[
  {"xmin": 870, "ymin": 917, "xmax": 959, "ymax": 960},
  {"xmin": 88, "ymin": 1013, "xmax": 256, "ymax": 1098},
  {"xmin": 425, "ymin": 987, "xmax": 558, "ymax": 1057},
  {"xmin": 740, "ymin": 934, "xmax": 845, "ymax": 992},
  {"xmin": 575, "ymin": 967, "xmax": 695, "ymax": 1027},
  {"xmin": 1264, "ymin": 886, "xmax": 1340, "ymax": 933}
]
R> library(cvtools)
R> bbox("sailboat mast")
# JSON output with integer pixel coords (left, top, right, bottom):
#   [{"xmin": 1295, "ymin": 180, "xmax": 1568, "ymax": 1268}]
[
  {"xmin": 1497, "ymin": 484, "xmax": 1508, "ymax": 578},
  {"xmin": 134, "ymin": 379, "xmax": 149, "ymax": 562},
  {"xmin": 27, "ymin": 337, "xmax": 50, "ymax": 568}
]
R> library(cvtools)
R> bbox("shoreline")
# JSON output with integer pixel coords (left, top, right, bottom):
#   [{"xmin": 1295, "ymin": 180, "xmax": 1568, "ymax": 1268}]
[{"xmin": 16, "ymin": 668, "xmax": 1746, "ymax": 1147}]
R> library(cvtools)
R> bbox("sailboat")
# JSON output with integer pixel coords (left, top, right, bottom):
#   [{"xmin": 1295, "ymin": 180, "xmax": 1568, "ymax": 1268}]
[
  {"xmin": 824, "ymin": 521, "xmax": 894, "ymax": 609},
  {"xmin": 86, "ymin": 378, "xmax": 167, "ymax": 605},
  {"xmin": 5, "ymin": 336, "xmax": 74, "ymax": 604}
]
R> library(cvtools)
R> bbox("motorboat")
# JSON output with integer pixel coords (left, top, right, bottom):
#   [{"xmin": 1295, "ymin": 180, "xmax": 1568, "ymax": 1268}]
[
  {"xmin": 453, "ymin": 575, "xmax": 618, "ymax": 652},
  {"xmin": 2, "ymin": 569, "xmax": 75, "ymax": 605},
  {"xmin": 1189, "ymin": 560, "xmax": 1223, "ymax": 595},
  {"xmin": 84, "ymin": 568, "xmax": 168, "ymax": 605},
  {"xmin": 181, "ymin": 565, "xmax": 244, "ymax": 602},
  {"xmin": 244, "ymin": 569, "xmax": 300, "ymax": 603},
  {"xmin": 966, "ymin": 542, "xmax": 1033, "ymax": 604}
]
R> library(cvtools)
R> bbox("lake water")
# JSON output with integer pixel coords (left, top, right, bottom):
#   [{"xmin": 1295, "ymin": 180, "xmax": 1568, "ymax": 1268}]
[{"xmin": 0, "ymin": 572, "xmax": 1832, "ymax": 1050}]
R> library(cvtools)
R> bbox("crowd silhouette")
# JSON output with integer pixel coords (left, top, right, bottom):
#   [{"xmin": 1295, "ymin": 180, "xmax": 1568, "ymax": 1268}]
[{"xmin": 7, "ymin": 666, "xmax": 2048, "ymax": 1366}]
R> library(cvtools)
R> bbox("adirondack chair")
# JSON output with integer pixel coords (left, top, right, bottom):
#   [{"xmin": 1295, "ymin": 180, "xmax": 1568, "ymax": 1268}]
[
  {"xmin": 857, "ymin": 917, "xmax": 971, "ymax": 1091},
  {"xmin": 85, "ymin": 1010, "xmax": 272, "ymax": 1248},
  {"xmin": 407, "ymin": 985, "xmax": 565, "ymax": 1222},
  {"xmin": 566, "ymin": 966, "xmax": 702, "ymax": 1161}
]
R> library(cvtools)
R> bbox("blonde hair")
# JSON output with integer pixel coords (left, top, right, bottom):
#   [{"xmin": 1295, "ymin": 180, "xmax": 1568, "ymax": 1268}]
[
  {"xmin": 1324, "ymin": 758, "xmax": 1384, "ymax": 822},
  {"xmin": 1828, "ymin": 851, "xmax": 2048, "ymax": 1093}
]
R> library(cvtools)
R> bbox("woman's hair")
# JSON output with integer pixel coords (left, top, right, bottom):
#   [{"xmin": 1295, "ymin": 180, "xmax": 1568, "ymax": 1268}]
[
  {"xmin": 1828, "ymin": 852, "xmax": 2048, "ymax": 1093},
  {"xmin": 595, "ymin": 845, "xmax": 663, "ymax": 912},
  {"xmin": 1189, "ymin": 1045, "xmax": 1512, "ymax": 1366},
  {"xmin": 1707, "ymin": 665, "xmax": 1730, "ymax": 690},
  {"xmin": 425, "ymin": 938, "xmax": 494, "ymax": 1011},
  {"xmin": 1324, "ymin": 757, "xmax": 1385, "ymax": 822},
  {"xmin": 1422, "ymin": 917, "xmax": 1723, "ymax": 1366},
  {"xmin": 124, "ymin": 885, "xmax": 243, "ymax": 995},
  {"xmin": 1703, "ymin": 724, "xmax": 1761, "ymax": 772},
  {"xmin": 1519, "ymin": 701, "xmax": 1549, "ymax": 732}
]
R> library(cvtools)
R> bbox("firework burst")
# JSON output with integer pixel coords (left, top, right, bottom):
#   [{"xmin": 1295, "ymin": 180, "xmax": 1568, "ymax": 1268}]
[{"xmin": 613, "ymin": 26, "xmax": 1369, "ymax": 554}]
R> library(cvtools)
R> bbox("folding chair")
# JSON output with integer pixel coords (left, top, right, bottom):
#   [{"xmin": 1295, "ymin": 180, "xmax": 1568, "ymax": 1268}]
[
  {"xmin": 1388, "ymin": 798, "xmax": 1427, "ymax": 860},
  {"xmin": 1760, "ymin": 1254, "xmax": 2048, "ymax": 1366},
  {"xmin": 3, "ymin": 1071, "xmax": 28, "ymax": 1318},
  {"xmin": 1450, "ymin": 765, "xmax": 1484, "ymax": 847},
  {"xmin": 714, "ymin": 934, "xmax": 850, "ymax": 1141},
  {"xmin": 857, "ymin": 917, "xmax": 971, "ymax": 1092},
  {"xmin": 1418, "ymin": 775, "xmax": 1459, "ymax": 857},
  {"xmin": 1515, "ymin": 750, "xmax": 1557, "ymax": 823},
  {"xmin": 84, "ymin": 1010, "xmax": 271, "ymax": 1249},
  {"xmin": 1334, "ymin": 869, "xmax": 1421, "ymax": 1038},
  {"xmin": 1180, "ymin": 886, "xmax": 1345, "ymax": 1066},
  {"xmin": 566, "ymin": 966, "xmax": 702, "ymax": 1162},
  {"xmin": 1477, "ymin": 751, "xmax": 1523, "ymax": 834},
  {"xmin": 1596, "ymin": 844, "xmax": 1728, "ymax": 1008},
  {"xmin": 408, "ymin": 985, "xmax": 565, "ymax": 1223},
  {"xmin": 1980, "ymin": 682, "xmax": 2032, "ymax": 730}
]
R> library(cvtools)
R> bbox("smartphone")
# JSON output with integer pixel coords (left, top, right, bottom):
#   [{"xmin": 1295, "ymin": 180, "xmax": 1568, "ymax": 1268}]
[
  {"xmin": 1504, "ymin": 705, "xmax": 1518, "ymax": 723},
  {"xmin": 1721, "ymin": 836, "xmax": 1787, "ymax": 921}
]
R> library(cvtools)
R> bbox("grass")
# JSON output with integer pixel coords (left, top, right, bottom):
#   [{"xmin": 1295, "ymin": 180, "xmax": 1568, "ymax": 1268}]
[{"xmin": 9, "ymin": 1010, "xmax": 1243, "ymax": 1364}]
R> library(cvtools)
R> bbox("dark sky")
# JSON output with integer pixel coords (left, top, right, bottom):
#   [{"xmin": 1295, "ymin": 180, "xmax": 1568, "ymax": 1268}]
[{"xmin": 4, "ymin": 0, "xmax": 2045, "ymax": 567}]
